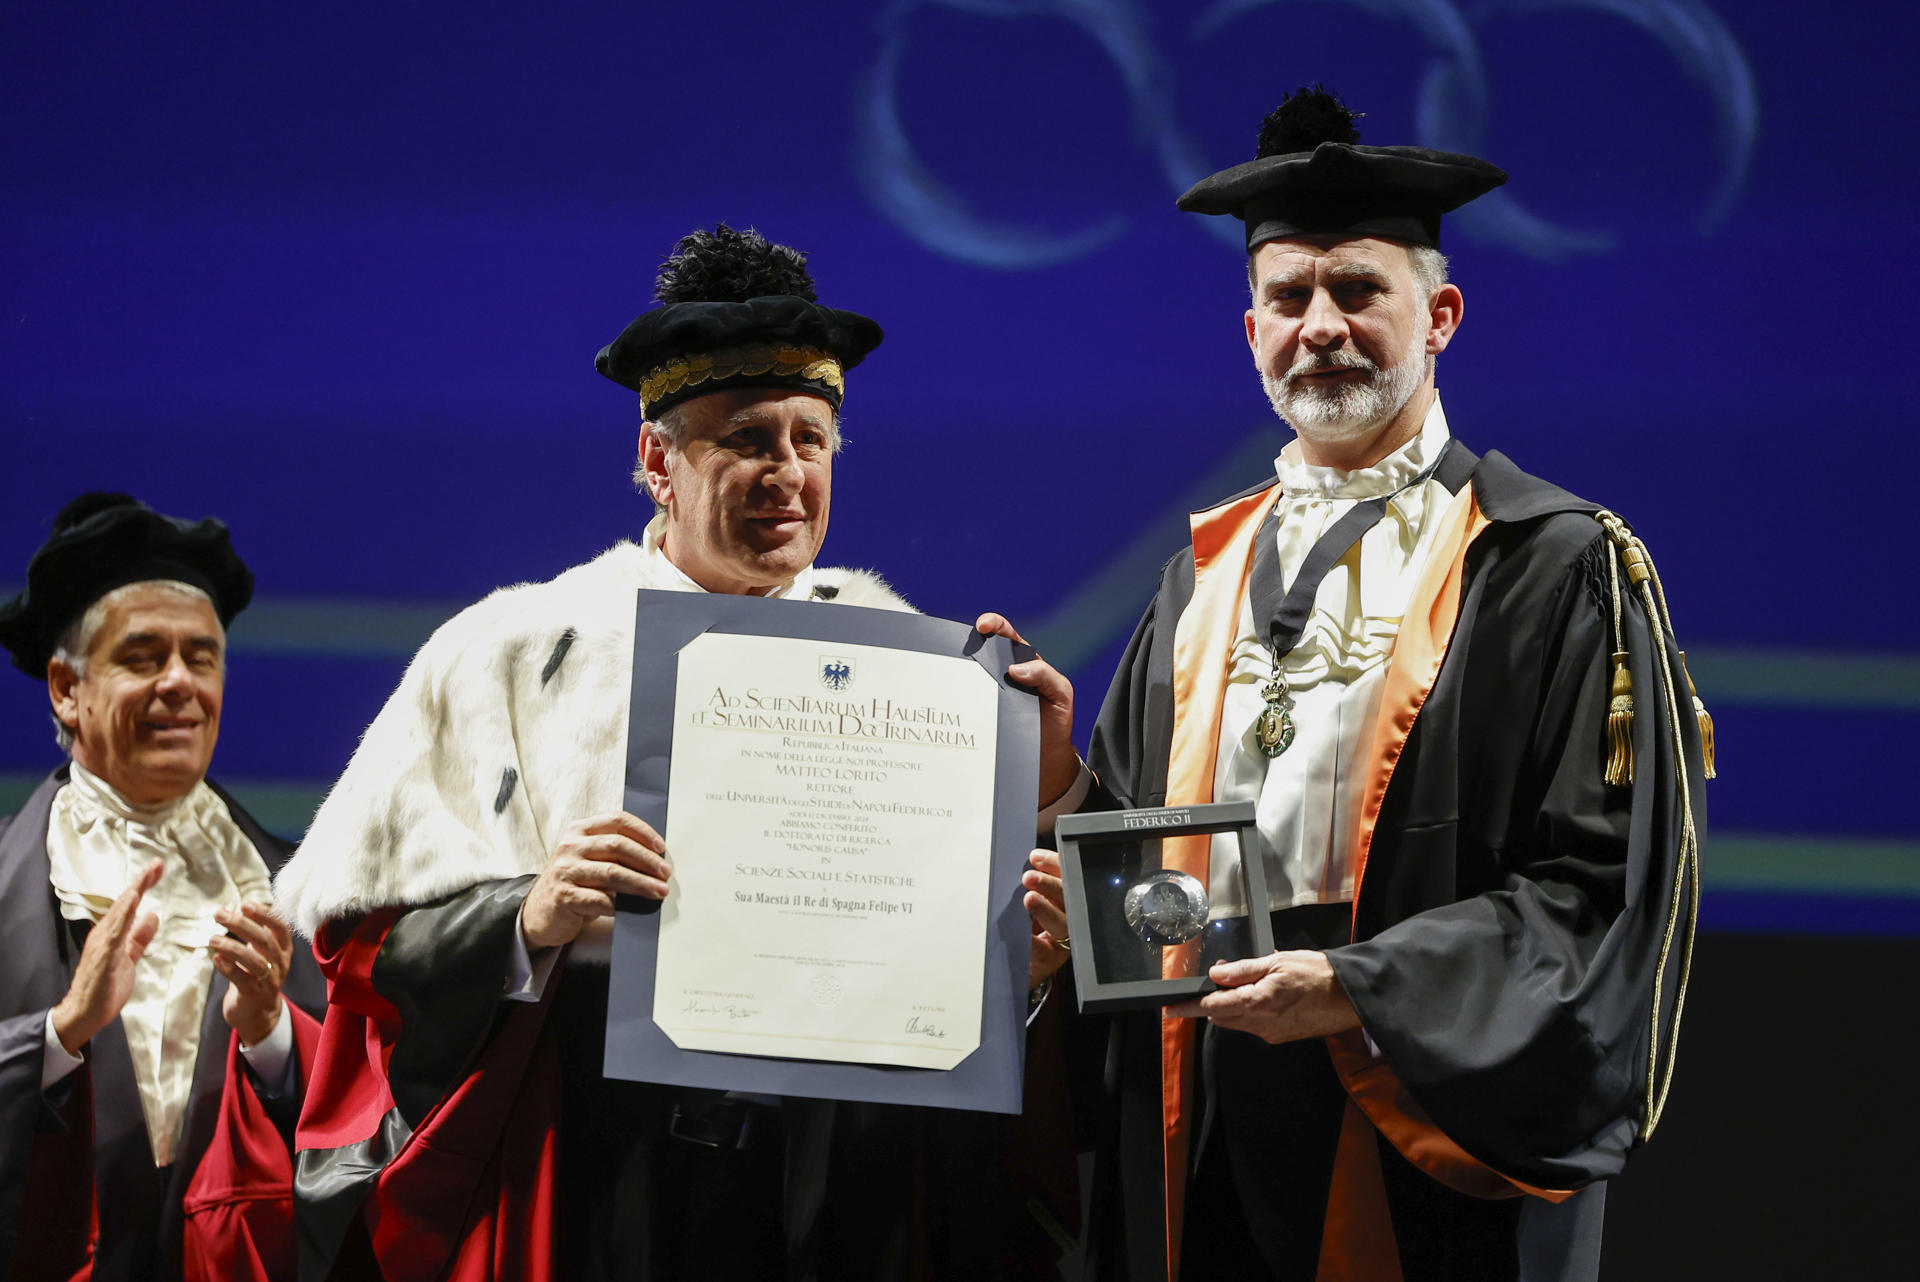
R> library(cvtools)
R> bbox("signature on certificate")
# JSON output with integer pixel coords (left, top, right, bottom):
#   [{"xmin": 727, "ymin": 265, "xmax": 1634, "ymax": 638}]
[{"xmin": 680, "ymin": 998, "xmax": 763, "ymax": 1021}]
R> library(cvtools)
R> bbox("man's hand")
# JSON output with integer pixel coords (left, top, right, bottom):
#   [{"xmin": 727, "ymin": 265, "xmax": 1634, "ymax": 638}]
[
  {"xmin": 51, "ymin": 859, "xmax": 163, "ymax": 1056},
  {"xmin": 212, "ymin": 900, "xmax": 295, "ymax": 1047},
  {"xmin": 1167, "ymin": 950, "xmax": 1362, "ymax": 1045},
  {"xmin": 974, "ymin": 614, "xmax": 1078, "ymax": 808},
  {"xmin": 521, "ymin": 812, "xmax": 671, "ymax": 950},
  {"xmin": 1024, "ymin": 850, "xmax": 1071, "ymax": 989}
]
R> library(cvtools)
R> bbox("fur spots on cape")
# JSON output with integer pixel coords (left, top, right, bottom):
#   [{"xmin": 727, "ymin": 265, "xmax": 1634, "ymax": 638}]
[{"xmin": 274, "ymin": 542, "xmax": 910, "ymax": 937}]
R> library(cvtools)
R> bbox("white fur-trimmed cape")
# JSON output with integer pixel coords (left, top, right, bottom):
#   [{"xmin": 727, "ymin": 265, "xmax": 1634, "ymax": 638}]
[{"xmin": 274, "ymin": 542, "xmax": 911, "ymax": 937}]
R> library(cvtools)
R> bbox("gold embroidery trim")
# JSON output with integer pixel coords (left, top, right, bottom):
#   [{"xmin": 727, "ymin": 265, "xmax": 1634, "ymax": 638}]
[{"xmin": 638, "ymin": 344, "xmax": 843, "ymax": 413}]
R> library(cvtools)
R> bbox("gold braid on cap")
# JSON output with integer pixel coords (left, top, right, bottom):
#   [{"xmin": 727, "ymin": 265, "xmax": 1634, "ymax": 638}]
[
  {"xmin": 1593, "ymin": 509, "xmax": 1711, "ymax": 1144},
  {"xmin": 638, "ymin": 344, "xmax": 843, "ymax": 416}
]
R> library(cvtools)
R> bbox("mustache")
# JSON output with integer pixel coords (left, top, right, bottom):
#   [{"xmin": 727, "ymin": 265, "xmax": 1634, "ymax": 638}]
[{"xmin": 1284, "ymin": 350, "xmax": 1379, "ymax": 385}]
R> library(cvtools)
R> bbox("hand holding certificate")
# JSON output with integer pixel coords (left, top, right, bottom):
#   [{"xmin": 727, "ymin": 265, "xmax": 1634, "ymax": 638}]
[{"xmin": 605, "ymin": 590, "xmax": 1040, "ymax": 1113}]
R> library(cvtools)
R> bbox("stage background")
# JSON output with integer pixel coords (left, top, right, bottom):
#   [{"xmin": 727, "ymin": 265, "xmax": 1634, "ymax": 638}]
[{"xmin": 3, "ymin": 2, "xmax": 1912, "ymax": 1274}]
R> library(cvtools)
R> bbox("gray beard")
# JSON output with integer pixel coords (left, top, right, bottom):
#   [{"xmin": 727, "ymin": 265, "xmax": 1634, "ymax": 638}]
[{"xmin": 1263, "ymin": 332, "xmax": 1430, "ymax": 450}]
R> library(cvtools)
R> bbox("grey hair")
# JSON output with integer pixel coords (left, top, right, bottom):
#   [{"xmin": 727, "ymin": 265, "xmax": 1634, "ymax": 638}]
[
  {"xmin": 50, "ymin": 579, "xmax": 220, "ymax": 752},
  {"xmin": 1406, "ymin": 244, "xmax": 1451, "ymax": 303},
  {"xmin": 631, "ymin": 400, "xmax": 847, "ymax": 508}
]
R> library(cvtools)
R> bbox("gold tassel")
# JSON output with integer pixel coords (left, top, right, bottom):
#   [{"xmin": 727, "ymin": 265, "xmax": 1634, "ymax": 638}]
[
  {"xmin": 1606, "ymin": 651, "xmax": 1635, "ymax": 786},
  {"xmin": 1680, "ymin": 653, "xmax": 1716, "ymax": 779}
]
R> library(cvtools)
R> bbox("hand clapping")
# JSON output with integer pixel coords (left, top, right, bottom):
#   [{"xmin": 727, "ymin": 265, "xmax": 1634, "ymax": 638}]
[
  {"xmin": 50, "ymin": 859, "xmax": 163, "ymax": 1056},
  {"xmin": 212, "ymin": 900, "xmax": 295, "ymax": 1047}
]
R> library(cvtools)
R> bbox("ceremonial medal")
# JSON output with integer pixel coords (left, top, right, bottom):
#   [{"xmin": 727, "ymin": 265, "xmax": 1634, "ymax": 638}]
[
  {"xmin": 1122, "ymin": 870, "xmax": 1211, "ymax": 946},
  {"xmin": 1255, "ymin": 669, "xmax": 1295, "ymax": 758}
]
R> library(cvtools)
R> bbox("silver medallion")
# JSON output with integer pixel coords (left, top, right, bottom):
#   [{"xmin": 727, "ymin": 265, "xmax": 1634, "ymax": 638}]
[{"xmin": 1122, "ymin": 869, "xmax": 1211, "ymax": 945}]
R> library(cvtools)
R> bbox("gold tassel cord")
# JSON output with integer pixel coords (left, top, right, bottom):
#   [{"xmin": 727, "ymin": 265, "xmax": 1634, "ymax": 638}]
[
  {"xmin": 1601, "ymin": 515, "xmax": 1634, "ymax": 786},
  {"xmin": 1632, "ymin": 538, "xmax": 1708, "ymax": 1136},
  {"xmin": 1592, "ymin": 510, "xmax": 1703, "ymax": 1141},
  {"xmin": 1695, "ymin": 702, "xmax": 1716, "ymax": 779},
  {"xmin": 1681, "ymin": 653, "xmax": 1717, "ymax": 780},
  {"xmin": 1635, "ymin": 564, "xmax": 1699, "ymax": 1140},
  {"xmin": 1637, "ymin": 537, "xmax": 1718, "ymax": 782}
]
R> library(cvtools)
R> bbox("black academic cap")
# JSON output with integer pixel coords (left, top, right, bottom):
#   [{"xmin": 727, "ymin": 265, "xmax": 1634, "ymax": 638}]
[
  {"xmin": 0, "ymin": 492, "xmax": 253, "ymax": 677},
  {"xmin": 1178, "ymin": 86, "xmax": 1507, "ymax": 251},
  {"xmin": 596, "ymin": 224, "xmax": 883, "ymax": 419}
]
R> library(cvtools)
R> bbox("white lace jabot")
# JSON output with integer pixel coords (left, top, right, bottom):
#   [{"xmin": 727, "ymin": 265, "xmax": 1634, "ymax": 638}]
[
  {"xmin": 46, "ymin": 763, "xmax": 271, "ymax": 1165},
  {"xmin": 1273, "ymin": 401, "xmax": 1451, "ymax": 501},
  {"xmin": 1210, "ymin": 398, "xmax": 1461, "ymax": 916}
]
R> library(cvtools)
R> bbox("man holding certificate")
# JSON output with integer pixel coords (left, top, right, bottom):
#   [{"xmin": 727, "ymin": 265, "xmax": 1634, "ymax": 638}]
[{"xmin": 276, "ymin": 226, "xmax": 1074, "ymax": 1281}]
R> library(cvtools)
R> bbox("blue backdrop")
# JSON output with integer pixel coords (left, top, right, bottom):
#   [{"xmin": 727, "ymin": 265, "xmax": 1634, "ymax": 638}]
[{"xmin": 4, "ymin": 0, "xmax": 1916, "ymax": 934}]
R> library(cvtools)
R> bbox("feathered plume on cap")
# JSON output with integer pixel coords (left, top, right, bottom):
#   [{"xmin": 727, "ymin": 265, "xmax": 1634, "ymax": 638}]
[
  {"xmin": 595, "ymin": 224, "xmax": 883, "ymax": 419},
  {"xmin": 652, "ymin": 223, "xmax": 818, "ymax": 304},
  {"xmin": 0, "ymin": 492, "xmax": 253, "ymax": 677},
  {"xmin": 1178, "ymin": 85, "xmax": 1507, "ymax": 250},
  {"xmin": 1256, "ymin": 83, "xmax": 1364, "ymax": 156}
]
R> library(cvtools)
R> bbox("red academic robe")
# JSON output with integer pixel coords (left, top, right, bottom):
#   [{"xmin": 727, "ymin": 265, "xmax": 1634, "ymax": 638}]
[
  {"xmin": 293, "ymin": 877, "xmax": 1077, "ymax": 1282},
  {"xmin": 293, "ymin": 883, "xmax": 560, "ymax": 1282}
]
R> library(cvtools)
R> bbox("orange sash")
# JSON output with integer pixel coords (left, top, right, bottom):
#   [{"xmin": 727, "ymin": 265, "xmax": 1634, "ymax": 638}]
[{"xmin": 1156, "ymin": 482, "xmax": 1281, "ymax": 1278}]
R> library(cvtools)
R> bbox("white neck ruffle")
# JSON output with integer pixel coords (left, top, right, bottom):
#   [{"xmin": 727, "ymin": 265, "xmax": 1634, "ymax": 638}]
[
  {"xmin": 1274, "ymin": 396, "xmax": 1453, "ymax": 501},
  {"xmin": 46, "ymin": 763, "xmax": 271, "ymax": 1165}
]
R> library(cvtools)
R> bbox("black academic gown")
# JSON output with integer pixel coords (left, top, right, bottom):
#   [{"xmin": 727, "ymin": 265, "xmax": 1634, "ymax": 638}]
[
  {"xmin": 1076, "ymin": 448, "xmax": 1707, "ymax": 1282},
  {"xmin": 0, "ymin": 766, "xmax": 326, "ymax": 1282}
]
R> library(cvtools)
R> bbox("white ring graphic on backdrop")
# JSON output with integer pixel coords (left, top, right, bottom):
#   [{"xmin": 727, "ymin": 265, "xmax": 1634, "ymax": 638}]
[{"xmin": 856, "ymin": 0, "xmax": 1756, "ymax": 264}]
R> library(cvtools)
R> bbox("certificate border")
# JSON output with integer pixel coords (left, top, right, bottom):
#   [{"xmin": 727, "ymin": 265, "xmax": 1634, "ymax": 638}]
[{"xmin": 603, "ymin": 589, "xmax": 1039, "ymax": 1114}]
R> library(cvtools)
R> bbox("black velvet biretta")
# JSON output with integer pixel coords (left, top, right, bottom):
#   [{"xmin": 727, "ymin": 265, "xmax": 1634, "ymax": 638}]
[
  {"xmin": 1178, "ymin": 87, "xmax": 1506, "ymax": 251},
  {"xmin": 596, "ymin": 225, "xmax": 883, "ymax": 419},
  {"xmin": 0, "ymin": 492, "xmax": 254, "ymax": 677}
]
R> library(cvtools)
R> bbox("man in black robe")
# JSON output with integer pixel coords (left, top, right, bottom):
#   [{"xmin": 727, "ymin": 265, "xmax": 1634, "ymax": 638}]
[
  {"xmin": 0, "ymin": 494, "xmax": 326, "ymax": 1282},
  {"xmin": 996, "ymin": 89, "xmax": 1711, "ymax": 1281}
]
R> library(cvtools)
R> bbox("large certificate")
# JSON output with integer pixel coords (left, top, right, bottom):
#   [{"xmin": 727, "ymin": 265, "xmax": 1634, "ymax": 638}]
[
  {"xmin": 651, "ymin": 632, "xmax": 997, "ymax": 1070},
  {"xmin": 603, "ymin": 590, "xmax": 1039, "ymax": 1114}
]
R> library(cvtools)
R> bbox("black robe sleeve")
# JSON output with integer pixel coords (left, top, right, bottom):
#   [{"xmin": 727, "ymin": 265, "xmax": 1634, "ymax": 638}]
[
  {"xmin": 1326, "ymin": 521, "xmax": 1706, "ymax": 1190},
  {"xmin": 294, "ymin": 877, "xmax": 539, "ymax": 1280},
  {"xmin": 1085, "ymin": 550, "xmax": 1192, "ymax": 813},
  {"xmin": 0, "ymin": 778, "xmax": 86, "ymax": 1277},
  {"xmin": 0, "ymin": 1011, "xmax": 57, "ymax": 1259}
]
